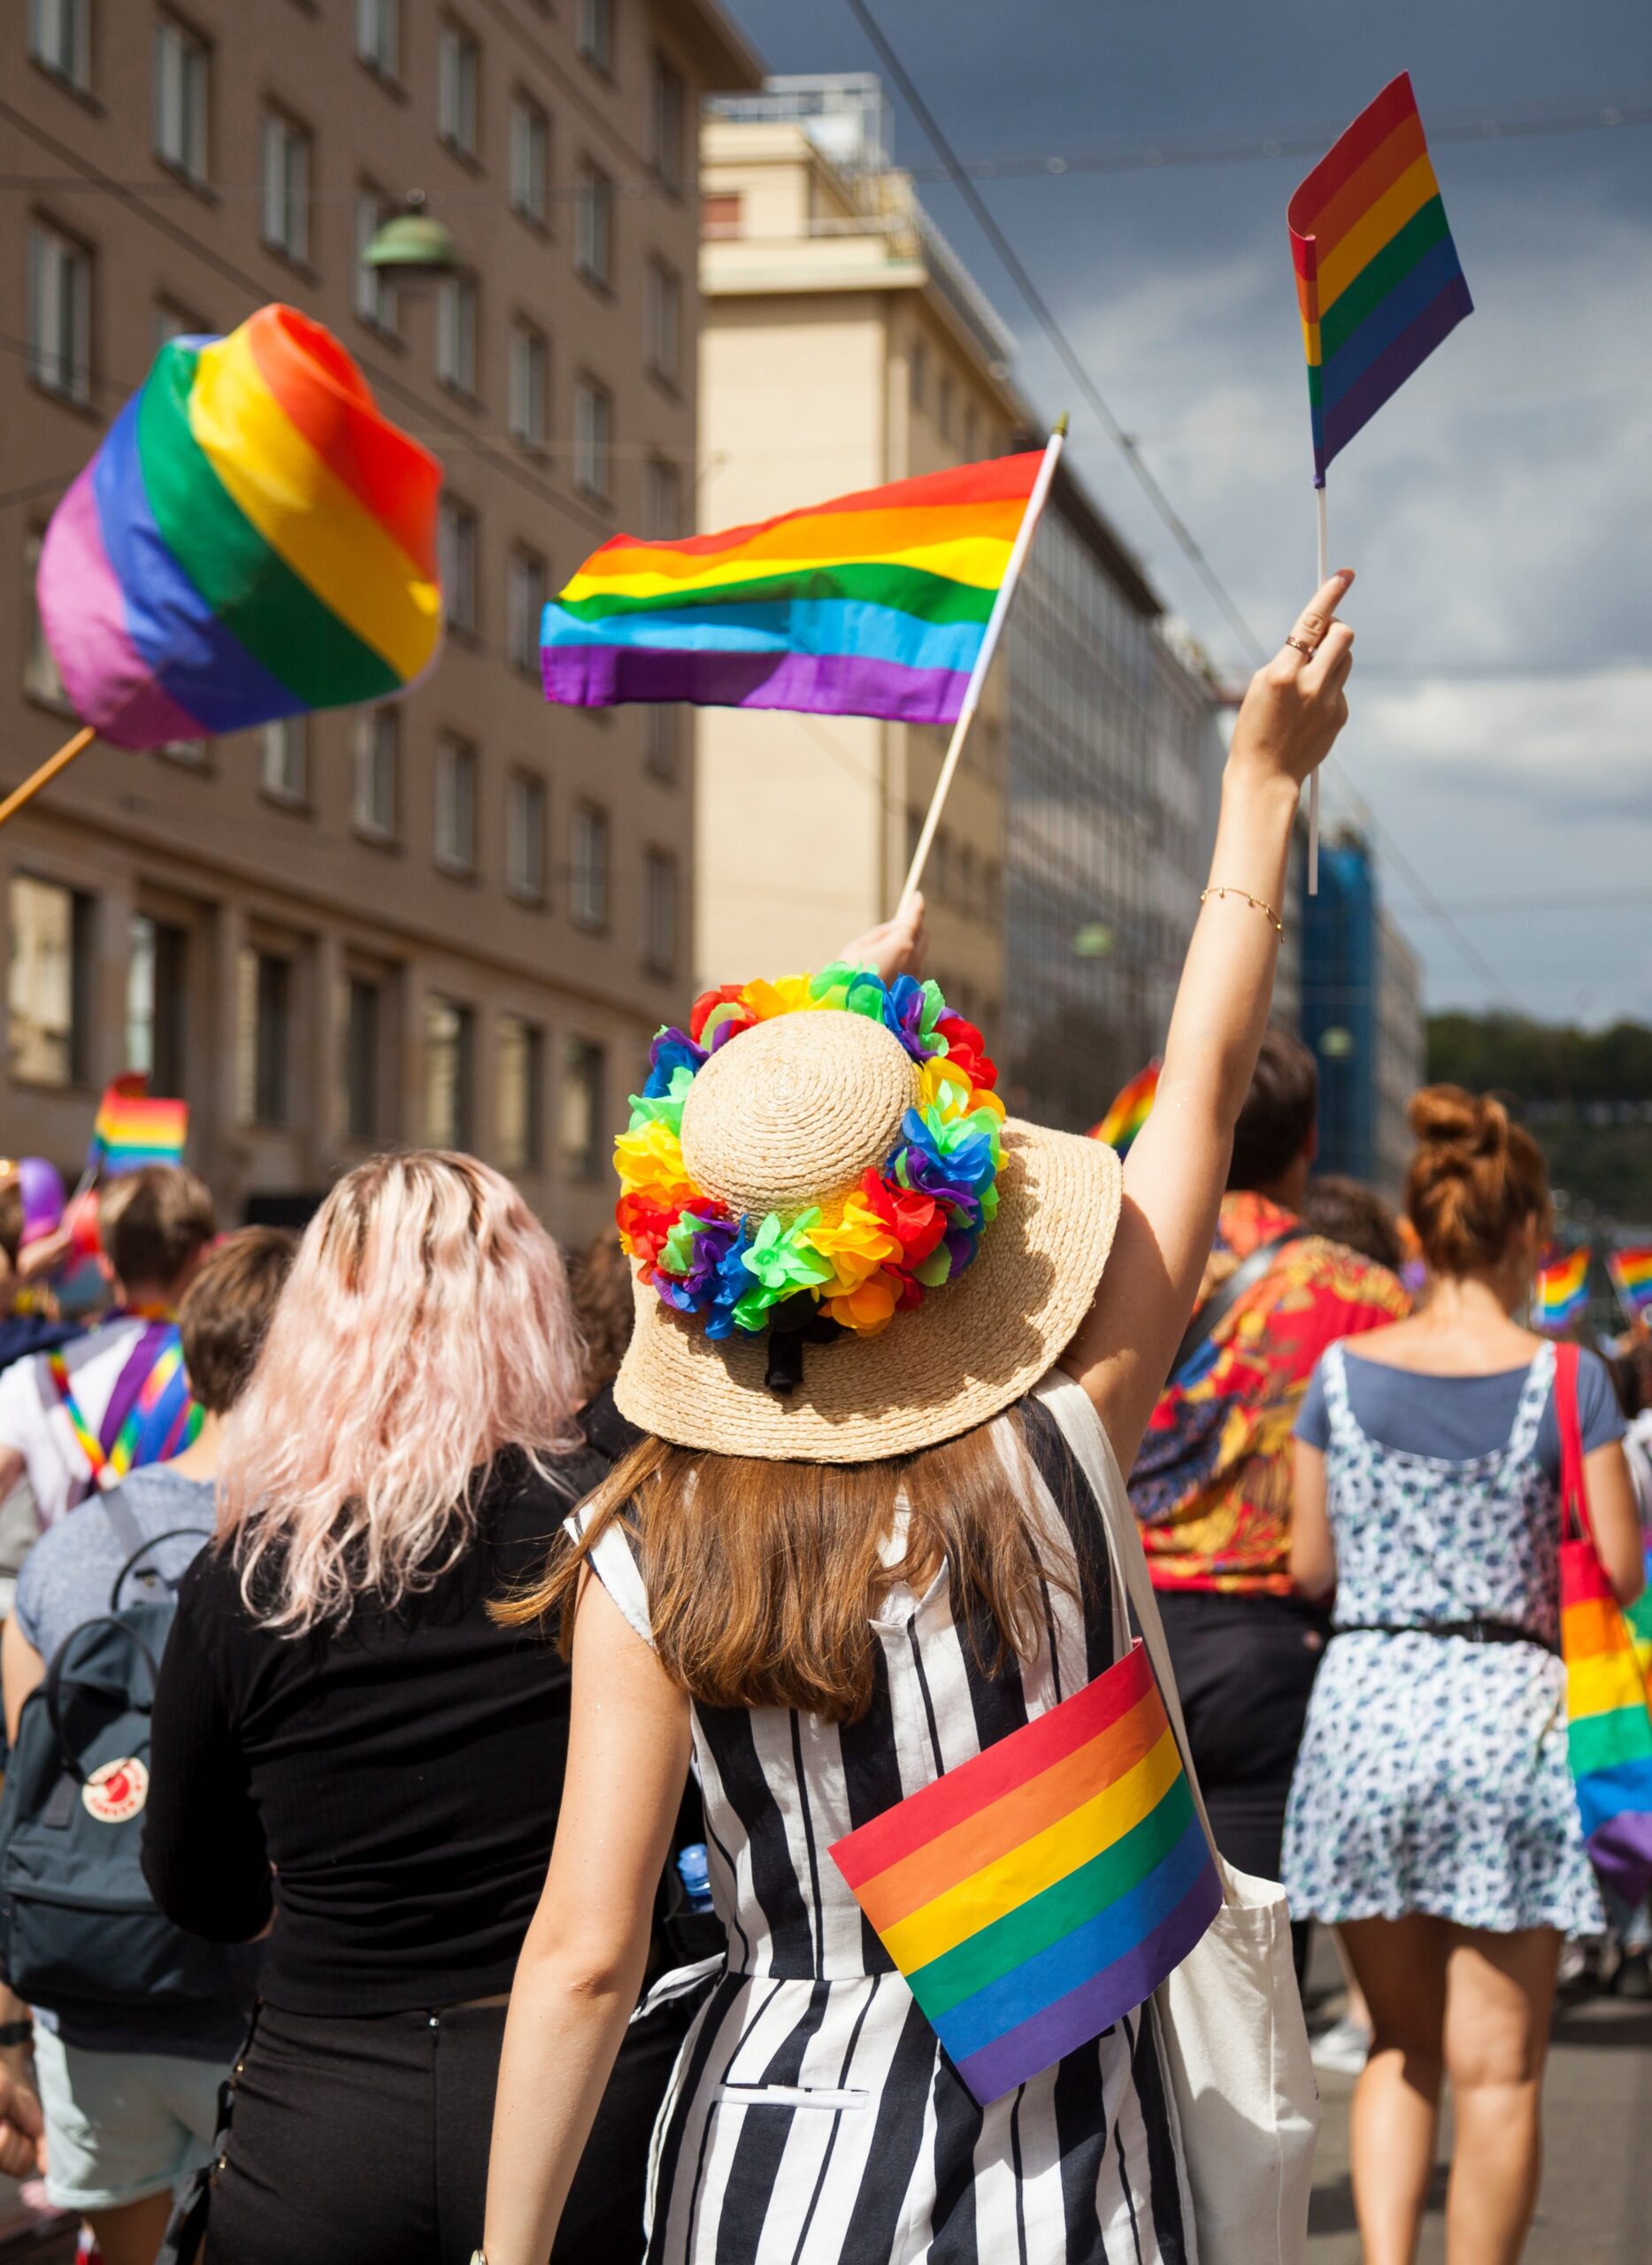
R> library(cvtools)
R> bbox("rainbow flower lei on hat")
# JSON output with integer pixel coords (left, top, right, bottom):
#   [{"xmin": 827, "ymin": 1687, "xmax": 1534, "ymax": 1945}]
[{"xmin": 615, "ymin": 967, "xmax": 1004, "ymax": 1341}]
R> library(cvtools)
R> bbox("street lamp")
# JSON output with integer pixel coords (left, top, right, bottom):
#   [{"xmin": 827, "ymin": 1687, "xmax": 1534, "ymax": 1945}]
[{"xmin": 364, "ymin": 192, "xmax": 460, "ymax": 296}]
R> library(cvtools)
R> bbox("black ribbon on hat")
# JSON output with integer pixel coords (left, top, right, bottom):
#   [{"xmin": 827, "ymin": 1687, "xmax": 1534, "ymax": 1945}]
[{"xmin": 762, "ymin": 1294, "xmax": 846, "ymax": 1395}]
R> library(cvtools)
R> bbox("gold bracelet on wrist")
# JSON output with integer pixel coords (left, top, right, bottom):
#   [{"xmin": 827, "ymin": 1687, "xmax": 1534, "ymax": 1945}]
[{"xmin": 1200, "ymin": 886, "xmax": 1284, "ymax": 936}]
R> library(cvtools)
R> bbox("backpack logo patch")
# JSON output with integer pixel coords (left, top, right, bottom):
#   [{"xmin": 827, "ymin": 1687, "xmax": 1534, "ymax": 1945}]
[{"xmin": 81, "ymin": 1758, "xmax": 149, "ymax": 1824}]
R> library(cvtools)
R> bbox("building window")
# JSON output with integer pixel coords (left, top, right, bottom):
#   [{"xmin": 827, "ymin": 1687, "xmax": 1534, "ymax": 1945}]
[
  {"xmin": 260, "ymin": 110, "xmax": 311, "ymax": 265},
  {"xmin": 496, "ymin": 1014, "xmax": 543, "ymax": 1173},
  {"xmin": 435, "ymin": 272, "xmax": 478, "ymax": 395},
  {"xmin": 22, "ymin": 529, "xmax": 70, "ymax": 709},
  {"xmin": 434, "ymin": 733, "xmax": 477, "ymax": 874},
  {"xmin": 509, "ymin": 320, "xmax": 549, "ymax": 449},
  {"xmin": 29, "ymin": 0, "xmax": 91, "ymax": 92},
  {"xmin": 645, "ymin": 257, "xmax": 681, "ymax": 388},
  {"xmin": 937, "ymin": 371, "xmax": 954, "ymax": 442},
  {"xmin": 236, "ymin": 947, "xmax": 290, "ymax": 1126},
  {"xmin": 424, "ymin": 995, "xmax": 473, "ymax": 1148},
  {"xmin": 650, "ymin": 51, "xmax": 685, "ymax": 191},
  {"xmin": 437, "ymin": 20, "xmax": 480, "ymax": 159},
  {"xmin": 354, "ymin": 189, "xmax": 399, "ymax": 333},
  {"xmin": 438, "ymin": 495, "xmax": 478, "ymax": 633},
  {"xmin": 154, "ymin": 13, "xmax": 210, "ymax": 183},
  {"xmin": 152, "ymin": 298, "xmax": 205, "ymax": 352},
  {"xmin": 909, "ymin": 338, "xmax": 926, "ymax": 411},
  {"xmin": 702, "ymin": 190, "xmax": 741, "ymax": 238},
  {"xmin": 27, "ymin": 223, "xmax": 92, "ymax": 406},
  {"xmin": 576, "ymin": 0, "xmax": 612, "ymax": 74},
  {"xmin": 511, "ymin": 96, "xmax": 549, "ymax": 226},
  {"xmin": 644, "ymin": 704, "xmax": 678, "ymax": 783},
  {"xmin": 642, "ymin": 456, "xmax": 681, "ymax": 541},
  {"xmin": 127, "ymin": 913, "xmax": 187, "ymax": 1097},
  {"xmin": 642, "ymin": 848, "xmax": 677, "ymax": 975},
  {"xmin": 505, "ymin": 770, "xmax": 547, "ymax": 903},
  {"xmin": 8, "ymin": 876, "xmax": 89, "ymax": 1087},
  {"xmin": 341, "ymin": 972, "xmax": 382, "ymax": 1141},
  {"xmin": 355, "ymin": 0, "xmax": 398, "ymax": 79},
  {"xmin": 352, "ymin": 706, "xmax": 398, "ymax": 841},
  {"xmin": 506, "ymin": 549, "xmax": 546, "ymax": 676},
  {"xmin": 572, "ymin": 377, "xmax": 611, "ymax": 500},
  {"xmin": 570, "ymin": 802, "xmax": 609, "ymax": 931},
  {"xmin": 560, "ymin": 1036, "xmax": 604, "ymax": 1179},
  {"xmin": 575, "ymin": 161, "xmax": 613, "ymax": 288},
  {"xmin": 258, "ymin": 716, "xmax": 308, "ymax": 805}
]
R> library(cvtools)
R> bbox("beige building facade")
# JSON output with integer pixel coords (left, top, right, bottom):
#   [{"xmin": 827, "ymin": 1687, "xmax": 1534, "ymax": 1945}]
[
  {"xmin": 694, "ymin": 81, "xmax": 1027, "ymax": 1033},
  {"xmin": 1, "ymin": 0, "xmax": 757, "ymax": 1235}
]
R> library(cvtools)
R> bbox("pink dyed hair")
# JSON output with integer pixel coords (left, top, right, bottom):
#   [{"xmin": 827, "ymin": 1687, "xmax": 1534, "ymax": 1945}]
[{"xmin": 218, "ymin": 1150, "xmax": 587, "ymax": 1634}]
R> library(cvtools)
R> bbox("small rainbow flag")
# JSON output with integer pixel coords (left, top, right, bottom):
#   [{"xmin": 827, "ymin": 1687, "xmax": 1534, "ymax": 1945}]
[
  {"xmin": 1089, "ymin": 1062, "xmax": 1160, "ymax": 1156},
  {"xmin": 1288, "ymin": 73, "xmax": 1472, "ymax": 484},
  {"xmin": 1608, "ymin": 1248, "xmax": 1652, "ymax": 1321},
  {"xmin": 89, "ymin": 1074, "xmax": 188, "ymax": 1177},
  {"xmin": 36, "ymin": 304, "xmax": 442, "ymax": 748},
  {"xmin": 830, "ymin": 1641, "xmax": 1220, "ymax": 2104},
  {"xmin": 541, "ymin": 452, "xmax": 1044, "ymax": 726},
  {"xmin": 1535, "ymin": 1247, "xmax": 1590, "ymax": 1332}
]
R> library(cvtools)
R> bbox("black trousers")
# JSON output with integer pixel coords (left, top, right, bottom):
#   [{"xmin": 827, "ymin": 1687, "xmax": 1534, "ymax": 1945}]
[
  {"xmin": 1156, "ymin": 1587, "xmax": 1331, "ymax": 1978},
  {"xmin": 204, "ymin": 1986, "xmax": 702, "ymax": 2265}
]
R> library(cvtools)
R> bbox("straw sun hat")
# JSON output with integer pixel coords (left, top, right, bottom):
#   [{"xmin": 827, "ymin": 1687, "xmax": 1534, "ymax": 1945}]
[{"xmin": 613, "ymin": 999, "xmax": 1122, "ymax": 1463}]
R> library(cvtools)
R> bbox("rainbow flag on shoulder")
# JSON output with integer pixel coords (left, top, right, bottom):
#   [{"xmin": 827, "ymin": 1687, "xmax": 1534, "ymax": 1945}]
[
  {"xmin": 1535, "ymin": 1247, "xmax": 1590, "ymax": 1333},
  {"xmin": 541, "ymin": 453, "xmax": 1044, "ymax": 726},
  {"xmin": 88, "ymin": 1073, "xmax": 188, "ymax": 1177},
  {"xmin": 830, "ymin": 1641, "xmax": 1219, "ymax": 2103}
]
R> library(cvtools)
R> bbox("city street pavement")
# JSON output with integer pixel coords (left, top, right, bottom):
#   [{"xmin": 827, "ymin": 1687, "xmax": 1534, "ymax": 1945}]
[{"xmin": 1307, "ymin": 1991, "xmax": 1652, "ymax": 2263}]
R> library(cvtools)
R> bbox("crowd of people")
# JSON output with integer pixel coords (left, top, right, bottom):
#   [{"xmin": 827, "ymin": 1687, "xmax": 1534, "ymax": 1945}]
[{"xmin": 0, "ymin": 574, "xmax": 1636, "ymax": 2265}]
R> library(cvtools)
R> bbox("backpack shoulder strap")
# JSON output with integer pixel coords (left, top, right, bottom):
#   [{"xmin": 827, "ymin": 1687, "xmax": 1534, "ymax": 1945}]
[
  {"xmin": 97, "ymin": 1482, "xmax": 148, "ymax": 1566},
  {"xmin": 1169, "ymin": 1225, "xmax": 1306, "ymax": 1383}
]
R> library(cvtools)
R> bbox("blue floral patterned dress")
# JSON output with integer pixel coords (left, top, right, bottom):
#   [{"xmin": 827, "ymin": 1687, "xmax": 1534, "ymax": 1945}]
[{"xmin": 1283, "ymin": 1340, "xmax": 1602, "ymax": 1936}]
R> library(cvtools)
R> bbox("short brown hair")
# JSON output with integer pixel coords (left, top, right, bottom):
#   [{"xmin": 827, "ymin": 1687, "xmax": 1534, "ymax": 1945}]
[
  {"xmin": 99, "ymin": 1165, "xmax": 217, "ymax": 1293},
  {"xmin": 179, "ymin": 1227, "xmax": 297, "ymax": 1414},
  {"xmin": 566, "ymin": 1231, "xmax": 633, "ymax": 1398},
  {"xmin": 1404, "ymin": 1086, "xmax": 1551, "ymax": 1278},
  {"xmin": 1228, "ymin": 1028, "xmax": 1318, "ymax": 1191},
  {"xmin": 0, "ymin": 1179, "xmax": 22, "ymax": 1271},
  {"xmin": 1301, "ymin": 1175, "xmax": 1403, "ymax": 1271}
]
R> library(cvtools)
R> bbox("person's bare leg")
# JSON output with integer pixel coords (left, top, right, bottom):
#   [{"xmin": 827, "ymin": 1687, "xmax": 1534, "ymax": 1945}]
[
  {"xmin": 86, "ymin": 2190, "xmax": 175, "ymax": 2265},
  {"xmin": 1341, "ymin": 1915, "xmax": 1449, "ymax": 2265},
  {"xmin": 1441, "ymin": 1925, "xmax": 1560, "ymax": 2265}
]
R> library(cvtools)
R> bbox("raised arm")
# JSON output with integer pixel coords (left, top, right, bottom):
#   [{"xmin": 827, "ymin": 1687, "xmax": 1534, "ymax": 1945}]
[{"xmin": 1061, "ymin": 572, "xmax": 1355, "ymax": 1464}]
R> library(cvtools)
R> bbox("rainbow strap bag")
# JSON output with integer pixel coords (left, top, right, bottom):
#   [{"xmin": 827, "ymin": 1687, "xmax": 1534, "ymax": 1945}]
[
  {"xmin": 829, "ymin": 1638, "xmax": 1221, "ymax": 2105},
  {"xmin": 1556, "ymin": 1342, "xmax": 1652, "ymax": 1903}
]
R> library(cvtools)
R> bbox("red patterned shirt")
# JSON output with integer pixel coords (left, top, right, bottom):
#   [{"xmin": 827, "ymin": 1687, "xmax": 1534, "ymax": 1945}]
[{"xmin": 1128, "ymin": 1191, "xmax": 1410, "ymax": 1595}]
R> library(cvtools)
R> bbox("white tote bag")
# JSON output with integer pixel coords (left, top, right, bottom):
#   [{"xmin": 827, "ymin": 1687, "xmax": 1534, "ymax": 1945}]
[{"xmin": 1036, "ymin": 1376, "xmax": 1318, "ymax": 2265}]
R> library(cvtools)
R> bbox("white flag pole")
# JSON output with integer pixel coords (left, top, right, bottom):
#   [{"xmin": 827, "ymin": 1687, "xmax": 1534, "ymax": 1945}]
[
  {"xmin": 1309, "ymin": 481, "xmax": 1327, "ymax": 896},
  {"xmin": 896, "ymin": 417, "xmax": 1067, "ymax": 911}
]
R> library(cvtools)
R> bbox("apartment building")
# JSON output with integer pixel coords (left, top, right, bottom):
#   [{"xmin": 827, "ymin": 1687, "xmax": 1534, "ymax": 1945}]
[{"xmin": 2, "ymin": 0, "xmax": 758, "ymax": 1234}]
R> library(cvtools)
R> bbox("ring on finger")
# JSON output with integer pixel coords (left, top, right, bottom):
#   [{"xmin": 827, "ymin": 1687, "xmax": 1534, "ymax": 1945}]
[{"xmin": 1284, "ymin": 634, "xmax": 1319, "ymax": 658}]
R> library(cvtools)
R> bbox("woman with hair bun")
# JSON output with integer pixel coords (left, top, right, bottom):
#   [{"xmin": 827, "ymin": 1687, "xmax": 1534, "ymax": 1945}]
[{"xmin": 1285, "ymin": 1086, "xmax": 1643, "ymax": 2265}]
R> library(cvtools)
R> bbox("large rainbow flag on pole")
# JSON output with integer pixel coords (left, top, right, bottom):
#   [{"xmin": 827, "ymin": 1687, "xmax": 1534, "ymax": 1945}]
[
  {"xmin": 830, "ymin": 1641, "xmax": 1220, "ymax": 2104},
  {"xmin": 1287, "ymin": 73, "xmax": 1472, "ymax": 485},
  {"xmin": 541, "ymin": 452, "xmax": 1046, "ymax": 726},
  {"xmin": 1535, "ymin": 1247, "xmax": 1591, "ymax": 1333},
  {"xmin": 36, "ymin": 305, "xmax": 442, "ymax": 748}
]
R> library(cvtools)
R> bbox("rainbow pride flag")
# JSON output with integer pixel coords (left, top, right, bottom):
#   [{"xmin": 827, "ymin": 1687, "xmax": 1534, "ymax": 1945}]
[
  {"xmin": 1535, "ymin": 1247, "xmax": 1590, "ymax": 1332},
  {"xmin": 1562, "ymin": 1539, "xmax": 1652, "ymax": 1903},
  {"xmin": 1288, "ymin": 73, "xmax": 1471, "ymax": 484},
  {"xmin": 1088, "ymin": 1062, "xmax": 1160, "ymax": 1156},
  {"xmin": 541, "ymin": 453, "xmax": 1044, "ymax": 726},
  {"xmin": 88, "ymin": 1075, "xmax": 188, "ymax": 1177},
  {"xmin": 830, "ymin": 1641, "xmax": 1220, "ymax": 2104},
  {"xmin": 36, "ymin": 305, "xmax": 442, "ymax": 748},
  {"xmin": 1608, "ymin": 1248, "xmax": 1652, "ymax": 1321}
]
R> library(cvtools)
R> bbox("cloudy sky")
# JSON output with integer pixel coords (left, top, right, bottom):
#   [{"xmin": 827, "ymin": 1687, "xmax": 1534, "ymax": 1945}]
[{"xmin": 719, "ymin": 0, "xmax": 1652, "ymax": 1024}]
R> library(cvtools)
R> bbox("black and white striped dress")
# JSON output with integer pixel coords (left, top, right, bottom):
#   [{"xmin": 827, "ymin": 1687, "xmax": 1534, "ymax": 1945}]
[{"xmin": 570, "ymin": 1387, "xmax": 1198, "ymax": 2264}]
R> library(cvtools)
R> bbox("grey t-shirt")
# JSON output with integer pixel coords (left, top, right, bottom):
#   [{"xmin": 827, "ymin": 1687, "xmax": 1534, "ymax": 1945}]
[
  {"xmin": 12, "ymin": 1467, "xmax": 252, "ymax": 2060},
  {"xmin": 1296, "ymin": 1346, "xmax": 1624, "ymax": 1474}
]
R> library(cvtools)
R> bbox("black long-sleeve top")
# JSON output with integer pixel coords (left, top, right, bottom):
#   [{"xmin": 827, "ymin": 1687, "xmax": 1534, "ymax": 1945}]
[{"xmin": 141, "ymin": 1447, "xmax": 604, "ymax": 2017}]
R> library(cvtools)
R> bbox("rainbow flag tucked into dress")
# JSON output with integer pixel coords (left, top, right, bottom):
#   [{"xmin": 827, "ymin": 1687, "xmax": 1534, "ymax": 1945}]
[
  {"xmin": 88, "ymin": 1074, "xmax": 187, "ymax": 1176},
  {"xmin": 1608, "ymin": 1248, "xmax": 1652, "ymax": 1321},
  {"xmin": 1535, "ymin": 1247, "xmax": 1590, "ymax": 1332},
  {"xmin": 36, "ymin": 305, "xmax": 442, "ymax": 749},
  {"xmin": 1088, "ymin": 1062, "xmax": 1160, "ymax": 1156},
  {"xmin": 541, "ymin": 453, "xmax": 1043, "ymax": 726},
  {"xmin": 1288, "ymin": 73, "xmax": 1472, "ymax": 484},
  {"xmin": 830, "ymin": 1641, "xmax": 1220, "ymax": 2104}
]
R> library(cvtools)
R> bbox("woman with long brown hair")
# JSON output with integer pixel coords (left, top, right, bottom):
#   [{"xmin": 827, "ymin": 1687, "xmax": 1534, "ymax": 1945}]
[
  {"xmin": 480, "ymin": 574, "xmax": 1357, "ymax": 2265},
  {"xmin": 1284, "ymin": 1091, "xmax": 1642, "ymax": 2265}
]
